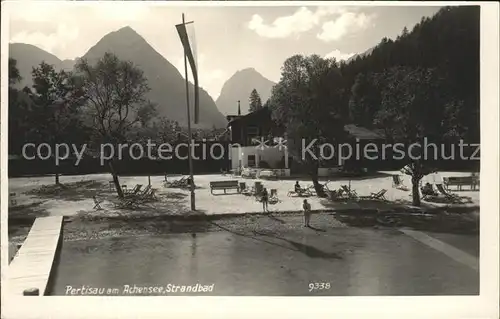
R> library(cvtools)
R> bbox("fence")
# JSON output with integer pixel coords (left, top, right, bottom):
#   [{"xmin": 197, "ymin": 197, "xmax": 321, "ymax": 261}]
[{"xmin": 8, "ymin": 142, "xmax": 232, "ymax": 177}]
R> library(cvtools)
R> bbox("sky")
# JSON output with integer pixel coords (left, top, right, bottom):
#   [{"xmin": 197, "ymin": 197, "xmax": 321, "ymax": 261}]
[{"xmin": 7, "ymin": 2, "xmax": 442, "ymax": 100}]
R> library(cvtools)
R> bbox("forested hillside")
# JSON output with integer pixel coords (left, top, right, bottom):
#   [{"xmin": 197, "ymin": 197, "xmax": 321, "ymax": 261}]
[{"xmin": 341, "ymin": 6, "xmax": 479, "ymax": 142}]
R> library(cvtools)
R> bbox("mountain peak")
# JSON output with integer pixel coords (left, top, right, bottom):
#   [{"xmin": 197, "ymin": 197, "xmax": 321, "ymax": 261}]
[
  {"xmin": 239, "ymin": 67, "xmax": 257, "ymax": 73},
  {"xmin": 216, "ymin": 68, "xmax": 276, "ymax": 116},
  {"xmin": 103, "ymin": 26, "xmax": 143, "ymax": 41},
  {"xmin": 114, "ymin": 26, "xmax": 140, "ymax": 36},
  {"xmin": 83, "ymin": 26, "xmax": 150, "ymax": 61}
]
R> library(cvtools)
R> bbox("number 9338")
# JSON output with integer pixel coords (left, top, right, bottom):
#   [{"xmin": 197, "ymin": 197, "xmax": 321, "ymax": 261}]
[{"xmin": 308, "ymin": 282, "xmax": 331, "ymax": 292}]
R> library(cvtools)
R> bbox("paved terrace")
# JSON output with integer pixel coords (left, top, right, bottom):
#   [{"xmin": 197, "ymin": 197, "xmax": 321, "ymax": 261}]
[{"xmin": 8, "ymin": 171, "xmax": 479, "ymax": 220}]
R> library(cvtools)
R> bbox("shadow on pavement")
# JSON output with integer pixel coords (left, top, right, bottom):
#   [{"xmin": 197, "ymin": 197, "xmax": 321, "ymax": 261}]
[
  {"xmin": 255, "ymin": 231, "xmax": 342, "ymax": 259},
  {"xmin": 286, "ymin": 239, "xmax": 341, "ymax": 259},
  {"xmin": 307, "ymin": 225, "xmax": 326, "ymax": 232},
  {"xmin": 267, "ymin": 214, "xmax": 286, "ymax": 224},
  {"xmin": 209, "ymin": 221, "xmax": 342, "ymax": 260}
]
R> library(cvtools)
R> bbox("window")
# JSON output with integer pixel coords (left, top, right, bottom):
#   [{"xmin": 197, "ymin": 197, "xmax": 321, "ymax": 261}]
[
  {"xmin": 247, "ymin": 126, "xmax": 259, "ymax": 138},
  {"xmin": 247, "ymin": 126, "xmax": 259, "ymax": 135},
  {"xmin": 247, "ymin": 155, "xmax": 256, "ymax": 167},
  {"xmin": 247, "ymin": 126, "xmax": 259, "ymax": 145}
]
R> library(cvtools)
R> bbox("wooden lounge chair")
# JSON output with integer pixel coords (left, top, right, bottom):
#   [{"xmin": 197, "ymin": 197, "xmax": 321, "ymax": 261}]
[
  {"xmin": 269, "ymin": 189, "xmax": 280, "ymax": 204},
  {"xmin": 327, "ymin": 190, "xmax": 345, "ymax": 201},
  {"xmin": 243, "ymin": 186, "xmax": 255, "ymax": 196},
  {"xmin": 392, "ymin": 175, "xmax": 409, "ymax": 191},
  {"xmin": 164, "ymin": 176, "xmax": 187, "ymax": 188},
  {"xmin": 143, "ymin": 188, "xmax": 158, "ymax": 200},
  {"xmin": 93, "ymin": 196, "xmax": 103, "ymax": 210},
  {"xmin": 9, "ymin": 192, "xmax": 17, "ymax": 206},
  {"xmin": 115, "ymin": 186, "xmax": 152, "ymax": 208},
  {"xmin": 420, "ymin": 185, "xmax": 438, "ymax": 200},
  {"xmin": 341, "ymin": 185, "xmax": 358, "ymax": 199},
  {"xmin": 435, "ymin": 184, "xmax": 470, "ymax": 203},
  {"xmin": 138, "ymin": 184, "xmax": 152, "ymax": 197},
  {"xmin": 361, "ymin": 189, "xmax": 387, "ymax": 201},
  {"xmin": 126, "ymin": 184, "xmax": 143, "ymax": 196},
  {"xmin": 240, "ymin": 182, "xmax": 254, "ymax": 196},
  {"xmin": 115, "ymin": 197, "xmax": 143, "ymax": 209},
  {"xmin": 287, "ymin": 187, "xmax": 313, "ymax": 197}
]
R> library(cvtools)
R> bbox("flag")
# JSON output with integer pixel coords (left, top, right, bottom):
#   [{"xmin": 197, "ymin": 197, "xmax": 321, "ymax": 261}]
[{"xmin": 176, "ymin": 20, "xmax": 200, "ymax": 124}]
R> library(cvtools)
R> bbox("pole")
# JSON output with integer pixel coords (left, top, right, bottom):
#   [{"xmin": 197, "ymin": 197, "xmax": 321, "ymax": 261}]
[{"xmin": 182, "ymin": 13, "xmax": 196, "ymax": 211}]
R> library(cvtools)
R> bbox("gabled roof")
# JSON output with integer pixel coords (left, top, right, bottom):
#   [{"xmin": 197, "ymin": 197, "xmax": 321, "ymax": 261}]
[
  {"xmin": 226, "ymin": 108, "xmax": 384, "ymax": 141},
  {"xmin": 344, "ymin": 124, "xmax": 384, "ymax": 140},
  {"xmin": 227, "ymin": 107, "xmax": 271, "ymax": 127}
]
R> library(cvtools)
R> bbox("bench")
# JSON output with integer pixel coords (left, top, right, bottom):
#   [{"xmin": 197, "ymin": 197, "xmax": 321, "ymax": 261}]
[
  {"xmin": 210, "ymin": 180, "xmax": 240, "ymax": 194},
  {"xmin": 443, "ymin": 176, "xmax": 479, "ymax": 191}
]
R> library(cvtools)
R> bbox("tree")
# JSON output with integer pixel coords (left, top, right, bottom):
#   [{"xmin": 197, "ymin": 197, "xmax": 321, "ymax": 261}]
[
  {"xmin": 75, "ymin": 52, "xmax": 150, "ymax": 198},
  {"xmin": 8, "ymin": 58, "xmax": 31, "ymax": 155},
  {"xmin": 137, "ymin": 101, "xmax": 158, "ymax": 128},
  {"xmin": 373, "ymin": 66, "xmax": 451, "ymax": 206},
  {"xmin": 9, "ymin": 58, "xmax": 22, "ymax": 85},
  {"xmin": 268, "ymin": 54, "xmax": 347, "ymax": 197},
  {"xmin": 248, "ymin": 89, "xmax": 263, "ymax": 113},
  {"xmin": 340, "ymin": 6, "xmax": 479, "ymax": 146},
  {"xmin": 348, "ymin": 72, "xmax": 381, "ymax": 127},
  {"xmin": 25, "ymin": 62, "xmax": 86, "ymax": 184}
]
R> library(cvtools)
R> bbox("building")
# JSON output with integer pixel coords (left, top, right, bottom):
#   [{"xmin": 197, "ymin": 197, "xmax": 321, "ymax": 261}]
[
  {"xmin": 226, "ymin": 107, "xmax": 290, "ymax": 176},
  {"xmin": 225, "ymin": 106, "xmax": 385, "ymax": 177}
]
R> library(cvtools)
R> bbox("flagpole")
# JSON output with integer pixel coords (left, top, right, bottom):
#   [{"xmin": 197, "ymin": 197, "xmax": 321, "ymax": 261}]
[{"xmin": 182, "ymin": 13, "xmax": 196, "ymax": 211}]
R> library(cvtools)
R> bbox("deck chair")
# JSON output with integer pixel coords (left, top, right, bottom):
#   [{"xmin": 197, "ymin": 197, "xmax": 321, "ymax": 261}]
[
  {"xmin": 420, "ymin": 185, "xmax": 438, "ymax": 200},
  {"xmin": 93, "ymin": 196, "xmax": 103, "ymax": 210},
  {"xmin": 115, "ymin": 197, "xmax": 143, "ymax": 209},
  {"xmin": 392, "ymin": 175, "xmax": 409, "ymax": 191},
  {"xmin": 243, "ymin": 186, "xmax": 256, "ymax": 196},
  {"xmin": 9, "ymin": 192, "xmax": 17, "ymax": 206},
  {"xmin": 117, "ymin": 186, "xmax": 151, "ymax": 207},
  {"xmin": 362, "ymin": 189, "xmax": 387, "ymax": 201},
  {"xmin": 144, "ymin": 188, "xmax": 158, "ymax": 200},
  {"xmin": 164, "ymin": 177, "xmax": 186, "ymax": 188},
  {"xmin": 287, "ymin": 187, "xmax": 312, "ymax": 197},
  {"xmin": 435, "ymin": 184, "xmax": 466, "ymax": 203},
  {"xmin": 126, "ymin": 184, "xmax": 143, "ymax": 196},
  {"xmin": 138, "ymin": 184, "xmax": 152, "ymax": 198},
  {"xmin": 269, "ymin": 189, "xmax": 280, "ymax": 204},
  {"xmin": 327, "ymin": 190, "xmax": 344, "ymax": 201},
  {"xmin": 341, "ymin": 185, "xmax": 358, "ymax": 199},
  {"xmin": 240, "ymin": 182, "xmax": 252, "ymax": 195}
]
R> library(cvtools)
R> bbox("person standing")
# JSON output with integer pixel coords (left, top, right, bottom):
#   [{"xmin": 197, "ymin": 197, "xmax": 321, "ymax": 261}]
[
  {"xmin": 261, "ymin": 188, "xmax": 269, "ymax": 213},
  {"xmin": 303, "ymin": 199, "xmax": 312, "ymax": 227}
]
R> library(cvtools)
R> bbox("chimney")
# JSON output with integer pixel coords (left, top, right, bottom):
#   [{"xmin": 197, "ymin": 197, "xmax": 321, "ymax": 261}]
[{"xmin": 237, "ymin": 100, "xmax": 241, "ymax": 116}]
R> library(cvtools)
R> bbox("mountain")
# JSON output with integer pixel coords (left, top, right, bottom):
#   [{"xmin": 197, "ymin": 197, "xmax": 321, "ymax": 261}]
[
  {"xmin": 80, "ymin": 27, "xmax": 227, "ymax": 129},
  {"xmin": 9, "ymin": 27, "xmax": 227, "ymax": 129},
  {"xmin": 346, "ymin": 46, "xmax": 376, "ymax": 63},
  {"xmin": 215, "ymin": 68, "xmax": 276, "ymax": 116},
  {"xmin": 9, "ymin": 43, "xmax": 69, "ymax": 88},
  {"xmin": 61, "ymin": 59, "xmax": 76, "ymax": 71}
]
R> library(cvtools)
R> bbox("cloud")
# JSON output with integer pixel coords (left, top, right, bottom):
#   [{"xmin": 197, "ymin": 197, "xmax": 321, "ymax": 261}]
[
  {"xmin": 7, "ymin": 2, "xmax": 168, "ymax": 59},
  {"xmin": 10, "ymin": 24, "xmax": 80, "ymax": 58},
  {"xmin": 247, "ymin": 6, "xmax": 349, "ymax": 39},
  {"xmin": 324, "ymin": 49, "xmax": 355, "ymax": 61},
  {"xmin": 248, "ymin": 7, "xmax": 320, "ymax": 38},
  {"xmin": 317, "ymin": 12, "xmax": 374, "ymax": 42}
]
